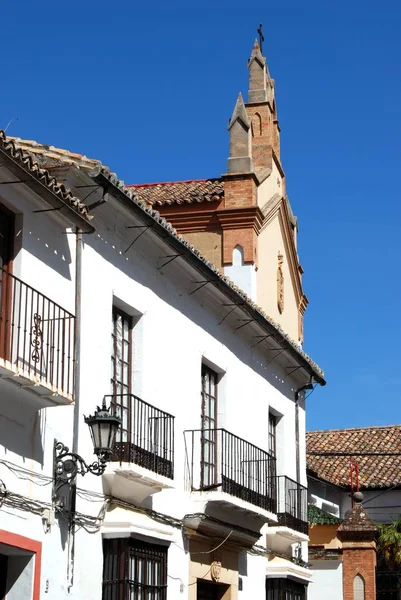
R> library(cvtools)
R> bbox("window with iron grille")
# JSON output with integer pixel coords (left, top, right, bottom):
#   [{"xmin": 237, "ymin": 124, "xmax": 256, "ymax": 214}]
[
  {"xmin": 266, "ymin": 578, "xmax": 306, "ymax": 600},
  {"xmin": 102, "ymin": 538, "xmax": 167, "ymax": 600},
  {"xmin": 268, "ymin": 413, "xmax": 277, "ymax": 457}
]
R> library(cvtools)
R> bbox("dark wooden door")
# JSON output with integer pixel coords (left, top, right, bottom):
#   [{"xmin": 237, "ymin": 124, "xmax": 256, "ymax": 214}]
[
  {"xmin": 0, "ymin": 554, "xmax": 8, "ymax": 600},
  {"xmin": 197, "ymin": 580, "xmax": 227, "ymax": 600}
]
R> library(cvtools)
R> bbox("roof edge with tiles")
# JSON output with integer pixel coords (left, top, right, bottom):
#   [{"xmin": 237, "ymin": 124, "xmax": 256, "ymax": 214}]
[
  {"xmin": 95, "ymin": 166, "xmax": 325, "ymax": 384},
  {"xmin": 0, "ymin": 131, "xmax": 94, "ymax": 229},
  {"xmin": 127, "ymin": 178, "xmax": 224, "ymax": 206},
  {"xmin": 307, "ymin": 425, "xmax": 401, "ymax": 489},
  {"xmin": 308, "ymin": 424, "xmax": 401, "ymax": 435},
  {"xmin": 4, "ymin": 135, "xmax": 325, "ymax": 383}
]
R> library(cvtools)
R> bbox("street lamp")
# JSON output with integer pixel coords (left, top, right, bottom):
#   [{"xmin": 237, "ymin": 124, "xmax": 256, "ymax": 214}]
[{"xmin": 53, "ymin": 399, "xmax": 121, "ymax": 500}]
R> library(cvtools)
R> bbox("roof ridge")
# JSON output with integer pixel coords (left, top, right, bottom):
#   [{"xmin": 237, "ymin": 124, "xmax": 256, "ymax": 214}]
[
  {"xmin": 127, "ymin": 178, "xmax": 221, "ymax": 188},
  {"xmin": 307, "ymin": 424, "xmax": 401, "ymax": 434},
  {"xmin": 7, "ymin": 136, "xmax": 101, "ymax": 166}
]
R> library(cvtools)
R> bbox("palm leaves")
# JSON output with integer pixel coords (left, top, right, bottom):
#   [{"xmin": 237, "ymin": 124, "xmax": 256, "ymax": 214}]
[{"xmin": 377, "ymin": 516, "xmax": 401, "ymax": 570}]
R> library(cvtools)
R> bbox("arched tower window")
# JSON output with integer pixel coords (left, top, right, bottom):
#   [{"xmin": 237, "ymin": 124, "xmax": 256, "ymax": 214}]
[
  {"xmin": 353, "ymin": 574, "xmax": 365, "ymax": 600},
  {"xmin": 251, "ymin": 113, "xmax": 262, "ymax": 137},
  {"xmin": 233, "ymin": 245, "xmax": 244, "ymax": 266}
]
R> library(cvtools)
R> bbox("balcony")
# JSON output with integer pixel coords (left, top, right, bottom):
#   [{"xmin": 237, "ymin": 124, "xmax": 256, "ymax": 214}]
[
  {"xmin": 103, "ymin": 394, "xmax": 175, "ymax": 503},
  {"xmin": 267, "ymin": 476, "xmax": 308, "ymax": 552},
  {"xmin": 184, "ymin": 428, "xmax": 277, "ymax": 521},
  {"xmin": 277, "ymin": 476, "xmax": 308, "ymax": 534},
  {"xmin": 0, "ymin": 269, "xmax": 75, "ymax": 403}
]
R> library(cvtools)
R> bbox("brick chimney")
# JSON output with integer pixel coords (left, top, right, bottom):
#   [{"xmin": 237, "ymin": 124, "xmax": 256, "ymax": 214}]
[{"xmin": 337, "ymin": 492, "xmax": 378, "ymax": 600}]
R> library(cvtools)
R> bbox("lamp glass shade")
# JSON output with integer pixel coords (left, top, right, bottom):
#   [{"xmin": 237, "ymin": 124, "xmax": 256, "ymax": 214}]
[{"xmin": 85, "ymin": 402, "xmax": 121, "ymax": 458}]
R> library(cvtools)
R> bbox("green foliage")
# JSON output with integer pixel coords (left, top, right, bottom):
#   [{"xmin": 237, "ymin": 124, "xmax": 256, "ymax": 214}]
[{"xmin": 377, "ymin": 516, "xmax": 401, "ymax": 571}]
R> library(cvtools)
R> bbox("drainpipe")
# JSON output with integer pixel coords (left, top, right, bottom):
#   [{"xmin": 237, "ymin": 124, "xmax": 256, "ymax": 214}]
[
  {"xmin": 67, "ymin": 227, "xmax": 83, "ymax": 592},
  {"xmin": 294, "ymin": 381, "xmax": 313, "ymax": 484},
  {"xmin": 293, "ymin": 380, "xmax": 313, "ymax": 561},
  {"xmin": 73, "ymin": 227, "xmax": 82, "ymax": 454}
]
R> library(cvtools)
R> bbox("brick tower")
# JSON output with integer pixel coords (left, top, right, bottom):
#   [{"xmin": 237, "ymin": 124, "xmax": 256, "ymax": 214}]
[
  {"xmin": 129, "ymin": 38, "xmax": 308, "ymax": 344},
  {"xmin": 337, "ymin": 492, "xmax": 378, "ymax": 600}
]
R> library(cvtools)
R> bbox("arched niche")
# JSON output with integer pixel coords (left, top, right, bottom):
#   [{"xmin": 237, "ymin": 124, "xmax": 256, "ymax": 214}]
[
  {"xmin": 353, "ymin": 574, "xmax": 365, "ymax": 600},
  {"xmin": 232, "ymin": 245, "xmax": 244, "ymax": 266}
]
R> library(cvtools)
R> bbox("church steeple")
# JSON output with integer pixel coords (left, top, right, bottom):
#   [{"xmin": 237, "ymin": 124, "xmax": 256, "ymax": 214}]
[
  {"xmin": 248, "ymin": 39, "xmax": 268, "ymax": 104},
  {"xmin": 246, "ymin": 39, "xmax": 281, "ymax": 164}
]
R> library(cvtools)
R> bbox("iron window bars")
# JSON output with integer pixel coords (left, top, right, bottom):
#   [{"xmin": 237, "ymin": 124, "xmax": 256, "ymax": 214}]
[{"xmin": 102, "ymin": 538, "xmax": 167, "ymax": 600}]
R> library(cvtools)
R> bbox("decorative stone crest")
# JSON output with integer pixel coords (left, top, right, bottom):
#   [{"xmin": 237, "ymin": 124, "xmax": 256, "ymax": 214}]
[
  {"xmin": 210, "ymin": 560, "xmax": 222, "ymax": 582},
  {"xmin": 277, "ymin": 252, "xmax": 284, "ymax": 314}
]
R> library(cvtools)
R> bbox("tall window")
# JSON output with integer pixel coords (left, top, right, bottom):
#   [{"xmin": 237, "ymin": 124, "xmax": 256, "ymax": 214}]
[
  {"xmin": 103, "ymin": 538, "xmax": 167, "ymax": 600},
  {"xmin": 266, "ymin": 578, "xmax": 306, "ymax": 600},
  {"xmin": 111, "ymin": 308, "xmax": 132, "ymax": 444},
  {"xmin": 200, "ymin": 365, "xmax": 218, "ymax": 488},
  {"xmin": 201, "ymin": 366, "xmax": 218, "ymax": 430},
  {"xmin": 268, "ymin": 413, "xmax": 277, "ymax": 457}
]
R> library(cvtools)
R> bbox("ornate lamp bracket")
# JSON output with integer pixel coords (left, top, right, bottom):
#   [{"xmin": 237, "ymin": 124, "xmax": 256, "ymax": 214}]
[{"xmin": 53, "ymin": 440, "xmax": 107, "ymax": 499}]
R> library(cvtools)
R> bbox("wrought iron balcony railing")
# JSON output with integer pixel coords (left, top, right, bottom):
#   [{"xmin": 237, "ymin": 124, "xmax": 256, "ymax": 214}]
[
  {"xmin": 185, "ymin": 428, "xmax": 277, "ymax": 512},
  {"xmin": 277, "ymin": 475, "xmax": 308, "ymax": 535},
  {"xmin": 106, "ymin": 394, "xmax": 175, "ymax": 480},
  {"xmin": 0, "ymin": 268, "xmax": 75, "ymax": 397}
]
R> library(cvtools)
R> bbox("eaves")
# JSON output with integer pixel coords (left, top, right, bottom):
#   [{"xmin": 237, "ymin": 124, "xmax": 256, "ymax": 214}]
[
  {"xmin": 93, "ymin": 169, "xmax": 326, "ymax": 386},
  {"xmin": 0, "ymin": 131, "xmax": 95, "ymax": 233}
]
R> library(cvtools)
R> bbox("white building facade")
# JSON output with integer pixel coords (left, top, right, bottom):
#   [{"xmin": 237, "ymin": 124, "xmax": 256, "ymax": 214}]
[{"xmin": 0, "ymin": 115, "xmax": 324, "ymax": 598}]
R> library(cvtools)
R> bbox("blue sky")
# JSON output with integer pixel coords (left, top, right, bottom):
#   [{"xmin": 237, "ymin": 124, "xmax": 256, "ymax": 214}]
[{"xmin": 2, "ymin": 1, "xmax": 401, "ymax": 431}]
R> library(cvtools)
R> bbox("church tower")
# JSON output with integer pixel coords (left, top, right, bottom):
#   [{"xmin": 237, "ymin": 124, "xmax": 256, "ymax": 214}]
[
  {"xmin": 247, "ymin": 38, "xmax": 281, "ymax": 166},
  {"xmin": 130, "ymin": 35, "xmax": 308, "ymax": 344},
  {"xmin": 222, "ymin": 37, "xmax": 307, "ymax": 343}
]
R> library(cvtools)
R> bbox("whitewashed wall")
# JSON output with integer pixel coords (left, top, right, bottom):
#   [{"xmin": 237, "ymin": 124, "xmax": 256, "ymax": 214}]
[
  {"xmin": 309, "ymin": 560, "xmax": 343, "ymax": 600},
  {"xmin": 0, "ymin": 177, "xmax": 310, "ymax": 599}
]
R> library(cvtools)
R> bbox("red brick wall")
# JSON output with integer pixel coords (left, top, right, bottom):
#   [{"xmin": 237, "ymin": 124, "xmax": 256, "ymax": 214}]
[
  {"xmin": 222, "ymin": 228, "xmax": 257, "ymax": 265},
  {"xmin": 223, "ymin": 177, "xmax": 257, "ymax": 209},
  {"xmin": 342, "ymin": 547, "xmax": 376, "ymax": 600}
]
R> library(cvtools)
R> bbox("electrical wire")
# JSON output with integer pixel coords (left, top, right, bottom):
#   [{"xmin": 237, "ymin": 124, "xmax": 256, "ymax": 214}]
[
  {"xmin": 0, "ymin": 465, "xmax": 308, "ymax": 570},
  {"xmin": 0, "ymin": 459, "xmax": 53, "ymax": 486},
  {"xmin": 190, "ymin": 530, "xmax": 233, "ymax": 554}
]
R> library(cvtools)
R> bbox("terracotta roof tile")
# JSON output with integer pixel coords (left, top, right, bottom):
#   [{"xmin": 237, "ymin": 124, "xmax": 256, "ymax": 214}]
[
  {"xmin": 7, "ymin": 137, "xmax": 102, "ymax": 172},
  {"xmin": 307, "ymin": 425, "xmax": 401, "ymax": 489},
  {"xmin": 127, "ymin": 179, "xmax": 224, "ymax": 206},
  {"xmin": 0, "ymin": 131, "xmax": 92, "ymax": 222}
]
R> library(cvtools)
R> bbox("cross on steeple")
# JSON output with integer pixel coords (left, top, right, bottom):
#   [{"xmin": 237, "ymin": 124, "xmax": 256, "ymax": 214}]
[{"xmin": 257, "ymin": 23, "xmax": 264, "ymax": 54}]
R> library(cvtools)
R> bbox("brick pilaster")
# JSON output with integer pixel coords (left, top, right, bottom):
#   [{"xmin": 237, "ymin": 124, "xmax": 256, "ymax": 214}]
[{"xmin": 337, "ymin": 493, "xmax": 378, "ymax": 600}]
